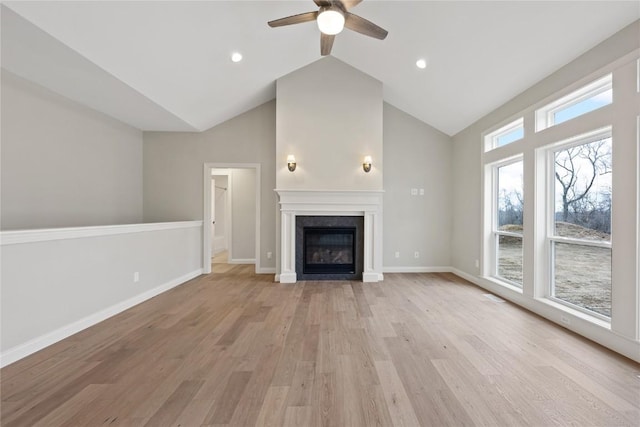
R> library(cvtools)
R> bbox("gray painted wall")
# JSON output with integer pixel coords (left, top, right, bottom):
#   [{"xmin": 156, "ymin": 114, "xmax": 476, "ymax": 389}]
[
  {"xmin": 143, "ymin": 100, "xmax": 277, "ymax": 270},
  {"xmin": 383, "ymin": 103, "xmax": 452, "ymax": 268},
  {"xmin": 1, "ymin": 70, "xmax": 143, "ymax": 229},
  {"xmin": 276, "ymin": 57, "xmax": 383, "ymax": 191},
  {"xmin": 230, "ymin": 168, "xmax": 256, "ymax": 261}
]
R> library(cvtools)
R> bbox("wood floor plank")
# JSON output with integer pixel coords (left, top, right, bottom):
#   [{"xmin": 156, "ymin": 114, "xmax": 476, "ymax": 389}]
[
  {"xmin": 143, "ymin": 380, "xmax": 203, "ymax": 426},
  {"xmin": 374, "ymin": 360, "xmax": 421, "ymax": 427},
  {"xmin": 205, "ymin": 370, "xmax": 253, "ymax": 424},
  {"xmin": 2, "ymin": 267, "xmax": 638, "ymax": 426},
  {"xmin": 254, "ymin": 386, "xmax": 289, "ymax": 427}
]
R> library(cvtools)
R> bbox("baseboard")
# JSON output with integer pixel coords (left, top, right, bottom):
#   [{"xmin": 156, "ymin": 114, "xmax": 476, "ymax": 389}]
[
  {"xmin": 0, "ymin": 269, "xmax": 203, "ymax": 368},
  {"xmin": 383, "ymin": 266, "xmax": 452, "ymax": 273},
  {"xmin": 279, "ymin": 272, "xmax": 297, "ymax": 283},
  {"xmin": 449, "ymin": 267, "xmax": 477, "ymax": 283},
  {"xmin": 256, "ymin": 267, "xmax": 276, "ymax": 274},
  {"xmin": 363, "ymin": 272, "xmax": 383, "ymax": 282},
  {"xmin": 228, "ymin": 258, "xmax": 256, "ymax": 264}
]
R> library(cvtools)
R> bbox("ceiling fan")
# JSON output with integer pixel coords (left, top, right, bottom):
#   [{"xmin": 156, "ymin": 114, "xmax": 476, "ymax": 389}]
[{"xmin": 268, "ymin": 0, "xmax": 388, "ymax": 56}]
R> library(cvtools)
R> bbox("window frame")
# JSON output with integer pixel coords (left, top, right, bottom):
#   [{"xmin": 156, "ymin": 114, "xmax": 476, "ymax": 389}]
[
  {"xmin": 535, "ymin": 74, "xmax": 612, "ymax": 132},
  {"xmin": 491, "ymin": 156, "xmax": 524, "ymax": 288},
  {"xmin": 545, "ymin": 127, "xmax": 613, "ymax": 321},
  {"xmin": 484, "ymin": 117, "xmax": 524, "ymax": 152}
]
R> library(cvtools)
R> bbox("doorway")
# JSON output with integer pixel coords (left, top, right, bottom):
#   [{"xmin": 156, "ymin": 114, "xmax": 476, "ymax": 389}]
[{"xmin": 203, "ymin": 163, "xmax": 261, "ymax": 274}]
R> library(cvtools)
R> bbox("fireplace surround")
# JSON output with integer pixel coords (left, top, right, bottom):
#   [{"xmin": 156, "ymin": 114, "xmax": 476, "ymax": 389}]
[{"xmin": 275, "ymin": 190, "xmax": 383, "ymax": 283}]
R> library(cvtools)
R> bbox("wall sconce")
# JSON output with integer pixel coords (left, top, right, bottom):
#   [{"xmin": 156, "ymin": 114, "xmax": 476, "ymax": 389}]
[
  {"xmin": 363, "ymin": 155, "xmax": 372, "ymax": 173},
  {"xmin": 287, "ymin": 155, "xmax": 297, "ymax": 172}
]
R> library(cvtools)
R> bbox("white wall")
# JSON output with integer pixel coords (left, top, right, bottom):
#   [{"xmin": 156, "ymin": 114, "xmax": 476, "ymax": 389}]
[
  {"xmin": 383, "ymin": 103, "xmax": 452, "ymax": 270},
  {"xmin": 276, "ymin": 57, "xmax": 383, "ymax": 191},
  {"xmin": 0, "ymin": 222, "xmax": 203, "ymax": 366},
  {"xmin": 1, "ymin": 70, "xmax": 143, "ymax": 229},
  {"xmin": 143, "ymin": 101, "xmax": 276, "ymax": 271}
]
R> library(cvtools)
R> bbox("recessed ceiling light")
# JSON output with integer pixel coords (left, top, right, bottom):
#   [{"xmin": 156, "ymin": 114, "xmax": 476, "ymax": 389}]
[
  {"xmin": 231, "ymin": 52, "xmax": 243, "ymax": 63},
  {"xmin": 416, "ymin": 58, "xmax": 427, "ymax": 69}
]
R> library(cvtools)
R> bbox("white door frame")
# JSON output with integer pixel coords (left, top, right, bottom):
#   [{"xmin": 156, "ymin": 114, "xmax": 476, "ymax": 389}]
[{"xmin": 203, "ymin": 163, "xmax": 261, "ymax": 274}]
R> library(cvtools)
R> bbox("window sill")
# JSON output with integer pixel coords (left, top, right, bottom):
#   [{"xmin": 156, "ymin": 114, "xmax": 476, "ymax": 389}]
[
  {"xmin": 534, "ymin": 297, "xmax": 611, "ymax": 329},
  {"xmin": 482, "ymin": 276, "xmax": 524, "ymax": 294}
]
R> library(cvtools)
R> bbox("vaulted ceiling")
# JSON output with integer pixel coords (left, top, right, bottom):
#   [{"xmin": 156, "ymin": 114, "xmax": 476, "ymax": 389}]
[{"xmin": 2, "ymin": 1, "xmax": 638, "ymax": 136}]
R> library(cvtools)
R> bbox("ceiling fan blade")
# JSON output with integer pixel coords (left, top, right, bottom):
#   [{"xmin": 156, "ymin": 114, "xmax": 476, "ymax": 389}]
[
  {"xmin": 337, "ymin": 0, "xmax": 363, "ymax": 10},
  {"xmin": 321, "ymin": 33, "xmax": 335, "ymax": 56},
  {"xmin": 344, "ymin": 13, "xmax": 388, "ymax": 40},
  {"xmin": 268, "ymin": 11, "xmax": 318, "ymax": 28}
]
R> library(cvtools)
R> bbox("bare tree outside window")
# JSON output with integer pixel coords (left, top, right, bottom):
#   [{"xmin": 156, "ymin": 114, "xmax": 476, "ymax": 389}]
[{"xmin": 554, "ymin": 137, "xmax": 612, "ymax": 238}]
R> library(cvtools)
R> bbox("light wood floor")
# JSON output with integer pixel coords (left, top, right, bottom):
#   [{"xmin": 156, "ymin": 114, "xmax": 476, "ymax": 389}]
[{"xmin": 2, "ymin": 266, "xmax": 639, "ymax": 426}]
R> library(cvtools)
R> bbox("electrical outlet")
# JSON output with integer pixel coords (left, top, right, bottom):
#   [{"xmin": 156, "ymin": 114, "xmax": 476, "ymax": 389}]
[
  {"xmin": 561, "ymin": 315, "xmax": 570, "ymax": 325},
  {"xmin": 133, "ymin": 272, "xmax": 140, "ymax": 283},
  {"xmin": 395, "ymin": 251, "xmax": 400, "ymax": 258},
  {"xmin": 414, "ymin": 251, "xmax": 419, "ymax": 258},
  {"xmin": 475, "ymin": 259, "xmax": 479, "ymax": 268},
  {"xmin": 267, "ymin": 251, "xmax": 272, "ymax": 259},
  {"xmin": 419, "ymin": 188, "xmax": 424, "ymax": 196}
]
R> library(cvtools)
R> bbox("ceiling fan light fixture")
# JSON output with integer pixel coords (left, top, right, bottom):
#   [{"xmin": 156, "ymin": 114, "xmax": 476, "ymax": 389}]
[{"xmin": 317, "ymin": 8, "xmax": 345, "ymax": 35}]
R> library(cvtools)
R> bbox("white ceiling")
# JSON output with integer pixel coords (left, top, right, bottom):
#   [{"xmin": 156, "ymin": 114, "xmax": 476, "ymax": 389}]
[{"xmin": 2, "ymin": 1, "xmax": 638, "ymax": 136}]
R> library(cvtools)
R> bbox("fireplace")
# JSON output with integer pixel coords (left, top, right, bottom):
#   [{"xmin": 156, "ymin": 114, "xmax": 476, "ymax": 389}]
[
  {"xmin": 275, "ymin": 190, "xmax": 383, "ymax": 283},
  {"xmin": 296, "ymin": 216, "xmax": 364, "ymax": 281},
  {"xmin": 303, "ymin": 227, "xmax": 356, "ymax": 274}
]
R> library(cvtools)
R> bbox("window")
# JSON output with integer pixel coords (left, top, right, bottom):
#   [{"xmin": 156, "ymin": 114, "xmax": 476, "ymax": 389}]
[
  {"xmin": 548, "ymin": 129, "xmax": 612, "ymax": 318},
  {"xmin": 485, "ymin": 118, "xmax": 524, "ymax": 151},
  {"xmin": 536, "ymin": 74, "xmax": 612, "ymax": 131},
  {"xmin": 493, "ymin": 160, "xmax": 524, "ymax": 286}
]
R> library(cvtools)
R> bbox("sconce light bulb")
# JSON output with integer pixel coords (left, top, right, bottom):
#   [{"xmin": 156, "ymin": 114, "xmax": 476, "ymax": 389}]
[
  {"xmin": 287, "ymin": 155, "xmax": 296, "ymax": 172},
  {"xmin": 363, "ymin": 155, "xmax": 372, "ymax": 173}
]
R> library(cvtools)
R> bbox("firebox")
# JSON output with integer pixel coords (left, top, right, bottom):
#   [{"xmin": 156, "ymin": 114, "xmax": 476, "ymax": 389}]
[
  {"xmin": 303, "ymin": 227, "xmax": 356, "ymax": 274},
  {"xmin": 295, "ymin": 215, "xmax": 364, "ymax": 281}
]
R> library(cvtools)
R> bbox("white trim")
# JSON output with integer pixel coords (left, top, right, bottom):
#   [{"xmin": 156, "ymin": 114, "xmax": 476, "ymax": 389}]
[
  {"xmin": 228, "ymin": 258, "xmax": 256, "ymax": 265},
  {"xmin": 256, "ymin": 267, "xmax": 276, "ymax": 275},
  {"xmin": 0, "ymin": 221, "xmax": 202, "ymax": 246},
  {"xmin": 549, "ymin": 236, "xmax": 611, "ymax": 249},
  {"xmin": 0, "ymin": 269, "xmax": 203, "ymax": 368},
  {"xmin": 383, "ymin": 266, "xmax": 452, "ymax": 273},
  {"xmin": 484, "ymin": 117, "xmax": 524, "ymax": 151}
]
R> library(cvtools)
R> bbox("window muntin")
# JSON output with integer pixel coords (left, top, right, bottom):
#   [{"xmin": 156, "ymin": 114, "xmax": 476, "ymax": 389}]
[
  {"xmin": 536, "ymin": 74, "xmax": 612, "ymax": 131},
  {"xmin": 485, "ymin": 118, "xmax": 524, "ymax": 151},
  {"xmin": 493, "ymin": 160, "xmax": 523, "ymax": 286},
  {"xmin": 548, "ymin": 129, "xmax": 612, "ymax": 319}
]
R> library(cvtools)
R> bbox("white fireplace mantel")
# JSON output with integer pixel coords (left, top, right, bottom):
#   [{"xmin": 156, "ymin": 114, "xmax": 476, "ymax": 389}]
[{"xmin": 275, "ymin": 189, "xmax": 384, "ymax": 283}]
